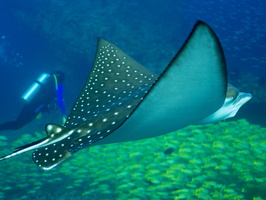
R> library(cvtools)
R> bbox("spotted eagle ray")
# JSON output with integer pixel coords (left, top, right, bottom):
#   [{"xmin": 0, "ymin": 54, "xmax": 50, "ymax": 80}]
[{"xmin": 0, "ymin": 21, "xmax": 251, "ymax": 170}]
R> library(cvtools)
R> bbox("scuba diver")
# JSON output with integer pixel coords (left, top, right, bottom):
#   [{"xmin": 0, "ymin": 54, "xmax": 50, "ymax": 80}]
[{"xmin": 0, "ymin": 71, "xmax": 67, "ymax": 131}]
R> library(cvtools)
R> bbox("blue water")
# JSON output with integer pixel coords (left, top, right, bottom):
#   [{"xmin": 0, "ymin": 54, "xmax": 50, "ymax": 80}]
[
  {"xmin": 0, "ymin": 0, "xmax": 265, "ymax": 128},
  {"xmin": 0, "ymin": 0, "xmax": 265, "ymax": 199}
]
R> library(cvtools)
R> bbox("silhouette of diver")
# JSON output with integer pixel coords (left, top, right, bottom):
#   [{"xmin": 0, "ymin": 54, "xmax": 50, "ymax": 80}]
[{"xmin": 0, "ymin": 71, "xmax": 66, "ymax": 131}]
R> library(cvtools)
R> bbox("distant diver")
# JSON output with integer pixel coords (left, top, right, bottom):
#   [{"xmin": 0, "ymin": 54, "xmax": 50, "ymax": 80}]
[{"xmin": 0, "ymin": 71, "xmax": 66, "ymax": 131}]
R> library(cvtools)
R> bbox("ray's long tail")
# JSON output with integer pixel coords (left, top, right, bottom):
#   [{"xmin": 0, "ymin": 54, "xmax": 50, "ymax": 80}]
[{"xmin": 0, "ymin": 137, "xmax": 49, "ymax": 161}]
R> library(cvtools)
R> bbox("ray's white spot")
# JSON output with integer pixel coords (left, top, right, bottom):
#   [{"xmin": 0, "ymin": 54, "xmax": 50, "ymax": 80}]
[{"xmin": 47, "ymin": 125, "xmax": 53, "ymax": 132}]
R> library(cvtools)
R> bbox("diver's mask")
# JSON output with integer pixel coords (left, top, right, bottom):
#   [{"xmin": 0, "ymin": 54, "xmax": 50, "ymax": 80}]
[{"xmin": 21, "ymin": 73, "xmax": 51, "ymax": 103}]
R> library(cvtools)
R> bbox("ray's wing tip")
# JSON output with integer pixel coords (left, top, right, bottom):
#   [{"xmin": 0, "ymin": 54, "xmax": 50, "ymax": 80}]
[
  {"xmin": 195, "ymin": 20, "xmax": 215, "ymax": 30},
  {"xmin": 195, "ymin": 20, "xmax": 207, "ymax": 26},
  {"xmin": 97, "ymin": 37, "xmax": 110, "ymax": 46},
  {"xmin": 194, "ymin": 20, "xmax": 227, "ymax": 80},
  {"xmin": 193, "ymin": 20, "xmax": 214, "ymax": 35}
]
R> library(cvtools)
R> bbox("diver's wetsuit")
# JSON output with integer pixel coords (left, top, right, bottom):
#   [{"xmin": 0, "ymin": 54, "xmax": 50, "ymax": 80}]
[{"xmin": 0, "ymin": 73, "xmax": 64, "ymax": 131}]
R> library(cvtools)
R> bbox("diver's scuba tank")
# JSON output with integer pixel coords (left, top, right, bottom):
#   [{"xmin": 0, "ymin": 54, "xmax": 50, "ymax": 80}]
[{"xmin": 21, "ymin": 73, "xmax": 51, "ymax": 103}]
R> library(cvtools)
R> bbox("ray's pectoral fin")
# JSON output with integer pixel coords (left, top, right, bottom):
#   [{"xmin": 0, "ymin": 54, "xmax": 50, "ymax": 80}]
[
  {"xmin": 31, "ymin": 37, "xmax": 158, "ymax": 170},
  {"xmin": 96, "ymin": 21, "xmax": 228, "ymax": 144}
]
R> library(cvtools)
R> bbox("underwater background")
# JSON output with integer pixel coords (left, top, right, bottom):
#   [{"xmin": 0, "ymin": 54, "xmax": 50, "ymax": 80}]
[{"xmin": 0, "ymin": 0, "xmax": 265, "ymax": 199}]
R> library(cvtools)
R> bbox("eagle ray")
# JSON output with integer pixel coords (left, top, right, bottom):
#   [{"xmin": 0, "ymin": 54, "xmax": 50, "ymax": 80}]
[{"xmin": 0, "ymin": 21, "xmax": 251, "ymax": 170}]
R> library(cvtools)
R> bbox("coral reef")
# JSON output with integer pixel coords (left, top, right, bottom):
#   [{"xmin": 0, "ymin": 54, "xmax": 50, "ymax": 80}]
[{"xmin": 0, "ymin": 119, "xmax": 265, "ymax": 199}]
